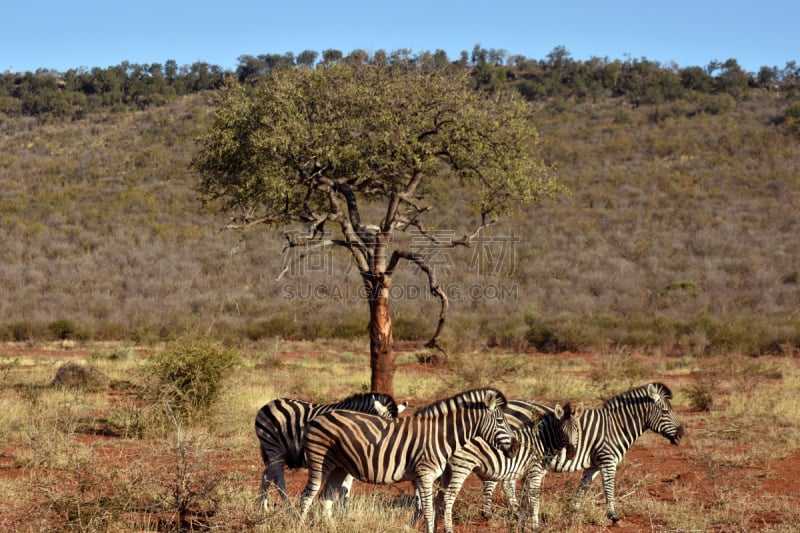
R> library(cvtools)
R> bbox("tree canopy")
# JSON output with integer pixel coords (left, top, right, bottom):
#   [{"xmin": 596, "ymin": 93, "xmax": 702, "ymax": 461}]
[
  {"xmin": 193, "ymin": 62, "xmax": 560, "ymax": 230},
  {"xmin": 192, "ymin": 61, "xmax": 562, "ymax": 394}
]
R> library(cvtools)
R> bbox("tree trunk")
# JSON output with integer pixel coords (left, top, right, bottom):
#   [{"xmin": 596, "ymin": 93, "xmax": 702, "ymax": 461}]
[{"xmin": 368, "ymin": 276, "xmax": 394, "ymax": 396}]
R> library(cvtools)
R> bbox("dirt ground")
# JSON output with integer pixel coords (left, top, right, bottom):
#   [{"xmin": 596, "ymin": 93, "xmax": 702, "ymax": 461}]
[{"xmin": 1, "ymin": 343, "xmax": 798, "ymax": 532}]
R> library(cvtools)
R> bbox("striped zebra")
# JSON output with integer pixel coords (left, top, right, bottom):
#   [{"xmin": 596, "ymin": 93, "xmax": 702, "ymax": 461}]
[
  {"xmin": 254, "ymin": 392, "xmax": 406, "ymax": 507},
  {"xmin": 439, "ymin": 401, "xmax": 583, "ymax": 533},
  {"xmin": 299, "ymin": 388, "xmax": 518, "ymax": 533},
  {"xmin": 488, "ymin": 382, "xmax": 685, "ymax": 524}
]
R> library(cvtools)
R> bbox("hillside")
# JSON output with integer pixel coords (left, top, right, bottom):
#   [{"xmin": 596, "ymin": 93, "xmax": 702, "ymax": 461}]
[{"xmin": 1, "ymin": 89, "xmax": 799, "ymax": 355}]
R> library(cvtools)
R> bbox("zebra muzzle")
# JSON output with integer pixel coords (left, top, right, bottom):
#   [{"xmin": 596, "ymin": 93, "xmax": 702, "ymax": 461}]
[
  {"xmin": 565, "ymin": 442, "xmax": 577, "ymax": 460},
  {"xmin": 669, "ymin": 425, "xmax": 686, "ymax": 445},
  {"xmin": 503, "ymin": 437, "xmax": 521, "ymax": 458}
]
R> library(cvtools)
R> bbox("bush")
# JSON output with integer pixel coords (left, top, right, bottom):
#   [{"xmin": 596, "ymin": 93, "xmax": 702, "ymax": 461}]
[
  {"xmin": 524, "ymin": 312, "xmax": 575, "ymax": 353},
  {"xmin": 699, "ymin": 93, "xmax": 736, "ymax": 115},
  {"xmin": 330, "ymin": 318, "xmax": 367, "ymax": 339},
  {"xmin": 242, "ymin": 316, "xmax": 300, "ymax": 340},
  {"xmin": 0, "ymin": 322, "xmax": 37, "ymax": 342},
  {"xmin": 393, "ymin": 315, "xmax": 432, "ymax": 341},
  {"xmin": 785, "ymin": 101, "xmax": 800, "ymax": 138},
  {"xmin": 47, "ymin": 319, "xmax": 79, "ymax": 340},
  {"xmin": 147, "ymin": 337, "xmax": 239, "ymax": 421},
  {"xmin": 687, "ymin": 382, "xmax": 715, "ymax": 412}
]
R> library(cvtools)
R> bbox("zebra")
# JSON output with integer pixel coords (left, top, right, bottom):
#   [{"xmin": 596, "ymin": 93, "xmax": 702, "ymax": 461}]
[
  {"xmin": 439, "ymin": 401, "xmax": 583, "ymax": 533},
  {"xmin": 487, "ymin": 382, "xmax": 685, "ymax": 524},
  {"xmin": 298, "ymin": 388, "xmax": 518, "ymax": 533},
  {"xmin": 254, "ymin": 391, "xmax": 406, "ymax": 507}
]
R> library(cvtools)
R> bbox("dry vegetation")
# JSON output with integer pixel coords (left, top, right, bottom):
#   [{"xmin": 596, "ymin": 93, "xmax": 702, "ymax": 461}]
[
  {"xmin": 0, "ymin": 340, "xmax": 798, "ymax": 532},
  {"xmin": 1, "ymin": 90, "xmax": 799, "ymax": 357},
  {"xmin": 2, "ymin": 60, "xmax": 799, "ymax": 531}
]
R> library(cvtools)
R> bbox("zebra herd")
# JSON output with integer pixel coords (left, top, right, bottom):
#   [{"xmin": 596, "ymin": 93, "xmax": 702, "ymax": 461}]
[{"xmin": 254, "ymin": 382, "xmax": 685, "ymax": 532}]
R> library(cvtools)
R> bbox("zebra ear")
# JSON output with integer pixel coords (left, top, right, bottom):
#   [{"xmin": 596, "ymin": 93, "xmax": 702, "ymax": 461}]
[
  {"xmin": 573, "ymin": 403, "xmax": 585, "ymax": 417},
  {"xmin": 397, "ymin": 400, "xmax": 409, "ymax": 414},
  {"xmin": 647, "ymin": 383, "xmax": 661, "ymax": 402},
  {"xmin": 484, "ymin": 389, "xmax": 501, "ymax": 411},
  {"xmin": 373, "ymin": 400, "xmax": 389, "ymax": 417},
  {"xmin": 553, "ymin": 403, "xmax": 565, "ymax": 420}
]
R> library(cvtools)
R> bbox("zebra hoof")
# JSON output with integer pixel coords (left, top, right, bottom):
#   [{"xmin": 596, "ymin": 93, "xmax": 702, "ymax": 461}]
[{"xmin": 607, "ymin": 512, "xmax": 620, "ymax": 523}]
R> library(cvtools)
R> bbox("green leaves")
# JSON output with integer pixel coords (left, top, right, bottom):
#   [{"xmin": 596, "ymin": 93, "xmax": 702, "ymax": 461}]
[{"xmin": 193, "ymin": 62, "xmax": 562, "ymax": 230}]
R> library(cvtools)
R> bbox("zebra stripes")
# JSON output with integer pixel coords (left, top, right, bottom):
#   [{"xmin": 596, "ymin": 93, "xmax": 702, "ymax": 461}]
[
  {"xmin": 254, "ymin": 391, "xmax": 404, "ymax": 507},
  {"xmin": 439, "ymin": 401, "xmax": 582, "ymax": 533},
  {"xmin": 298, "ymin": 388, "xmax": 516, "ymax": 533},
  {"xmin": 490, "ymin": 382, "xmax": 685, "ymax": 524}
]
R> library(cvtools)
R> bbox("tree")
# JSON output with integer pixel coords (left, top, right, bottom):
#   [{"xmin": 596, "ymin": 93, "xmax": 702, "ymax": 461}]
[
  {"xmin": 192, "ymin": 62, "xmax": 562, "ymax": 395},
  {"xmin": 715, "ymin": 58, "xmax": 749, "ymax": 99}
]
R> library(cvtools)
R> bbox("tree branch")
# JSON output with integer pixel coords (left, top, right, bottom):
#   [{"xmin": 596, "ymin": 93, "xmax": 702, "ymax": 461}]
[
  {"xmin": 335, "ymin": 182, "xmax": 368, "ymax": 237},
  {"xmin": 400, "ymin": 215, "xmax": 497, "ymax": 248},
  {"xmin": 221, "ymin": 214, "xmax": 284, "ymax": 231},
  {"xmin": 386, "ymin": 250, "xmax": 448, "ymax": 352},
  {"xmin": 382, "ymin": 169, "xmax": 424, "ymax": 232},
  {"xmin": 277, "ymin": 233, "xmax": 369, "ymax": 280}
]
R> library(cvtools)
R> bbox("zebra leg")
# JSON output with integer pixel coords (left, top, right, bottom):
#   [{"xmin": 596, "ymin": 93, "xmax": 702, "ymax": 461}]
[
  {"xmin": 298, "ymin": 461, "xmax": 328, "ymax": 521},
  {"xmin": 260, "ymin": 458, "xmax": 287, "ymax": 508},
  {"xmin": 441, "ymin": 469, "xmax": 469, "ymax": 533},
  {"xmin": 414, "ymin": 476, "xmax": 437, "ymax": 533},
  {"xmin": 480, "ymin": 481, "xmax": 499, "ymax": 519},
  {"xmin": 574, "ymin": 466, "xmax": 600, "ymax": 512},
  {"xmin": 503, "ymin": 479, "xmax": 519, "ymax": 513},
  {"xmin": 259, "ymin": 466, "xmax": 270, "ymax": 509},
  {"xmin": 411, "ymin": 485, "xmax": 423, "ymax": 525},
  {"xmin": 518, "ymin": 467, "xmax": 545, "ymax": 531},
  {"xmin": 599, "ymin": 464, "xmax": 620, "ymax": 522},
  {"xmin": 335, "ymin": 474, "xmax": 355, "ymax": 508},
  {"xmin": 320, "ymin": 468, "xmax": 349, "ymax": 521}
]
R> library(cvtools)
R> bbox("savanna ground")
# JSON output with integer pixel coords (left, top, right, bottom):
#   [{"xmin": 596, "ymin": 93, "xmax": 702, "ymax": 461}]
[{"xmin": 0, "ymin": 339, "xmax": 798, "ymax": 532}]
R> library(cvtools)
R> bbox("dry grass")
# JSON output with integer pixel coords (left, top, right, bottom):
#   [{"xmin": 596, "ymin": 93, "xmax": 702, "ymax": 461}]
[{"xmin": 1, "ymin": 340, "xmax": 798, "ymax": 532}]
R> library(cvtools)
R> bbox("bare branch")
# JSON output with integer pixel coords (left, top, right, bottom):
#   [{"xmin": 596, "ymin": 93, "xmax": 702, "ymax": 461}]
[
  {"xmin": 276, "ymin": 238, "xmax": 331, "ymax": 281},
  {"xmin": 382, "ymin": 169, "xmax": 424, "ymax": 232},
  {"xmin": 386, "ymin": 250, "xmax": 448, "ymax": 352},
  {"xmin": 221, "ymin": 214, "xmax": 283, "ymax": 231},
  {"xmin": 335, "ymin": 182, "xmax": 368, "ymax": 236},
  {"xmin": 399, "ymin": 195, "xmax": 432, "ymax": 214},
  {"xmin": 277, "ymin": 234, "xmax": 369, "ymax": 280},
  {"xmin": 399, "ymin": 216, "xmax": 497, "ymax": 248}
]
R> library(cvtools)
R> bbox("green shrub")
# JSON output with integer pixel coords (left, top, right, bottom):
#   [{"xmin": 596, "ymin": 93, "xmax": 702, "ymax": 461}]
[
  {"xmin": 242, "ymin": 316, "xmax": 300, "ymax": 340},
  {"xmin": 47, "ymin": 319, "xmax": 83, "ymax": 340},
  {"xmin": 524, "ymin": 312, "xmax": 576, "ymax": 353},
  {"xmin": 785, "ymin": 101, "xmax": 800, "ymax": 137},
  {"xmin": 699, "ymin": 93, "xmax": 736, "ymax": 115},
  {"xmin": 331, "ymin": 319, "xmax": 367, "ymax": 339},
  {"xmin": 0, "ymin": 322, "xmax": 37, "ymax": 342},
  {"xmin": 393, "ymin": 315, "xmax": 431, "ymax": 341},
  {"xmin": 147, "ymin": 337, "xmax": 240, "ymax": 421}
]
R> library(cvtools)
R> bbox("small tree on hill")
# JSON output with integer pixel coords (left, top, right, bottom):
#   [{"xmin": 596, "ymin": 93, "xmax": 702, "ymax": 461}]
[{"xmin": 192, "ymin": 59, "xmax": 563, "ymax": 395}]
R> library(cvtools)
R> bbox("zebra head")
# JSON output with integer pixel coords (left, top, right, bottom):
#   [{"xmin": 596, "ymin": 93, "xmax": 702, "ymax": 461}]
[
  {"xmin": 645, "ymin": 383, "xmax": 685, "ymax": 445},
  {"xmin": 368, "ymin": 393, "xmax": 408, "ymax": 418},
  {"xmin": 372, "ymin": 396, "xmax": 409, "ymax": 418},
  {"xmin": 479, "ymin": 388, "xmax": 519, "ymax": 458},
  {"xmin": 553, "ymin": 402, "xmax": 583, "ymax": 460}
]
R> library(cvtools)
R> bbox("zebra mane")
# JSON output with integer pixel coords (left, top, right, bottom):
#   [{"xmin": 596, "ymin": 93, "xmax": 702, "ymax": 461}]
[
  {"xmin": 336, "ymin": 392, "xmax": 400, "ymax": 417},
  {"xmin": 415, "ymin": 388, "xmax": 507, "ymax": 417},
  {"xmin": 603, "ymin": 382, "xmax": 672, "ymax": 409}
]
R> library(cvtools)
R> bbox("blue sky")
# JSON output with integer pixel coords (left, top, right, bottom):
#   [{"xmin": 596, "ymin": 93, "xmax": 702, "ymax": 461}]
[{"xmin": 4, "ymin": 1, "xmax": 797, "ymax": 74}]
